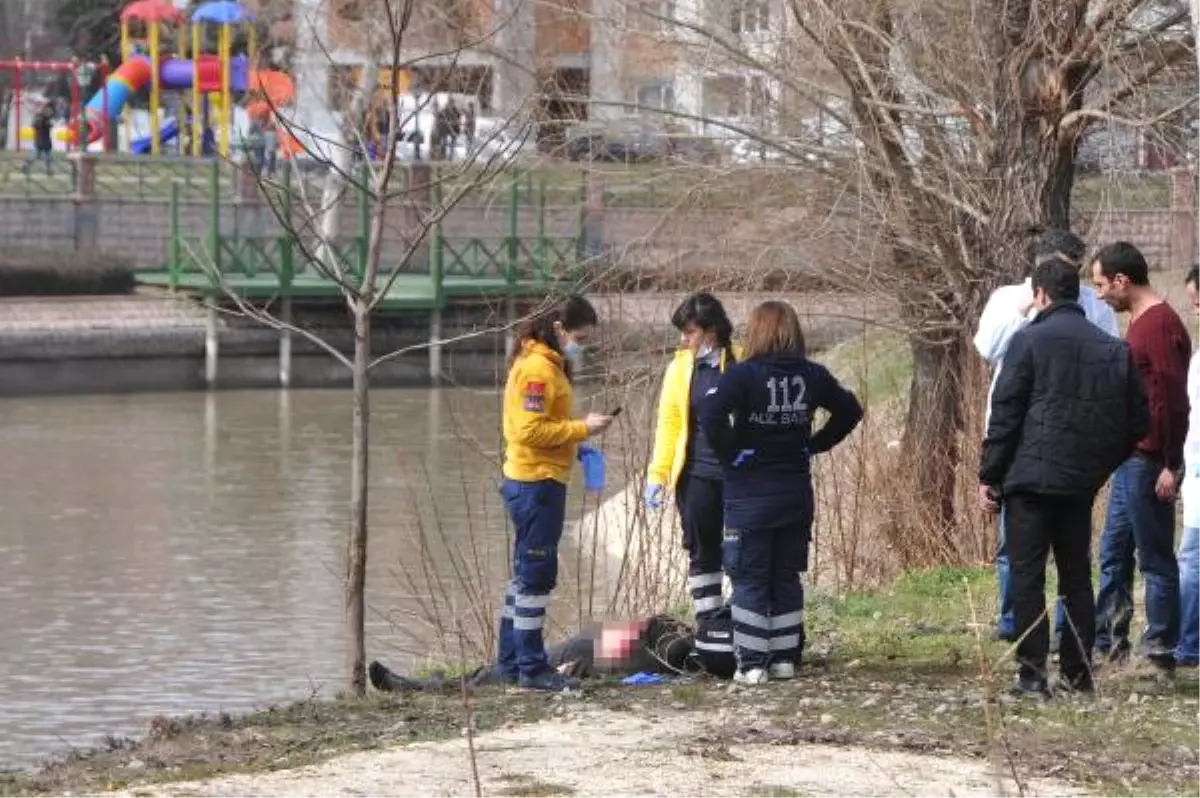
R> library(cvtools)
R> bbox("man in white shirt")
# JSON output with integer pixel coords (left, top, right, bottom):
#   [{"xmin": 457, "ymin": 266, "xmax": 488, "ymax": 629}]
[
  {"xmin": 974, "ymin": 229, "xmax": 1120, "ymax": 641},
  {"xmin": 1177, "ymin": 266, "xmax": 1199, "ymax": 667}
]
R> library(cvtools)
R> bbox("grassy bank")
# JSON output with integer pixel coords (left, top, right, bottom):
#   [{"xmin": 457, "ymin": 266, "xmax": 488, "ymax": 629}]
[{"xmin": 4, "ymin": 567, "xmax": 1195, "ymax": 797}]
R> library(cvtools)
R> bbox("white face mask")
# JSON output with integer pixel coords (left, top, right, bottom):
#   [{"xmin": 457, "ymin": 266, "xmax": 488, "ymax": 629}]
[{"xmin": 563, "ymin": 339, "xmax": 583, "ymax": 362}]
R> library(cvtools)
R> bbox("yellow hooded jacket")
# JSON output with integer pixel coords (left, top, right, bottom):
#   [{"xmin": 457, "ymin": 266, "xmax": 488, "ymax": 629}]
[
  {"xmin": 646, "ymin": 345, "xmax": 741, "ymax": 491},
  {"xmin": 502, "ymin": 340, "xmax": 590, "ymax": 485}
]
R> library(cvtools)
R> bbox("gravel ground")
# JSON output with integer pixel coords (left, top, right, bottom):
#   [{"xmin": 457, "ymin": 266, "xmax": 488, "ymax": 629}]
[{"xmin": 116, "ymin": 702, "xmax": 1080, "ymax": 798}]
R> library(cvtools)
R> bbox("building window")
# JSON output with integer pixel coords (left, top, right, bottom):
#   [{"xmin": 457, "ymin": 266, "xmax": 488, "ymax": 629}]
[
  {"xmin": 633, "ymin": 82, "xmax": 675, "ymax": 113},
  {"xmin": 335, "ymin": 0, "xmax": 364, "ymax": 22},
  {"xmin": 628, "ymin": 0, "xmax": 676, "ymax": 32},
  {"xmin": 749, "ymin": 75, "xmax": 768, "ymax": 118},
  {"xmin": 729, "ymin": 0, "xmax": 769, "ymax": 33}
]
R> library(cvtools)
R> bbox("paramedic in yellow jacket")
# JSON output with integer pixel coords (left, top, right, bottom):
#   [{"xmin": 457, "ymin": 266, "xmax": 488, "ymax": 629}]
[
  {"xmin": 498, "ymin": 295, "xmax": 614, "ymax": 692},
  {"xmin": 645, "ymin": 293, "xmax": 740, "ymax": 619}
]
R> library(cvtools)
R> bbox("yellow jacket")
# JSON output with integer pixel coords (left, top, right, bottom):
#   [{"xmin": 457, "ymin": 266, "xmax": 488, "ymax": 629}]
[
  {"xmin": 647, "ymin": 345, "xmax": 741, "ymax": 490},
  {"xmin": 502, "ymin": 340, "xmax": 590, "ymax": 485}
]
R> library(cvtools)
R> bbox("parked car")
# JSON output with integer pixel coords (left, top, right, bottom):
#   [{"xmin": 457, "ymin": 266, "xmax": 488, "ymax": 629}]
[{"xmin": 564, "ymin": 118, "xmax": 720, "ymax": 165}]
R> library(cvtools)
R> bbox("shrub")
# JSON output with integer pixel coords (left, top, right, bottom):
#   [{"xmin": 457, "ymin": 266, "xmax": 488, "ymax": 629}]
[
  {"xmin": 592, "ymin": 263, "xmax": 836, "ymax": 293},
  {"xmin": 0, "ymin": 248, "xmax": 135, "ymax": 296}
]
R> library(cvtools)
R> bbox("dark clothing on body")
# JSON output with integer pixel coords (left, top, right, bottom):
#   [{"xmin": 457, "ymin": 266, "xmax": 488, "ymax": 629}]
[{"xmin": 368, "ymin": 615, "xmax": 697, "ymax": 692}]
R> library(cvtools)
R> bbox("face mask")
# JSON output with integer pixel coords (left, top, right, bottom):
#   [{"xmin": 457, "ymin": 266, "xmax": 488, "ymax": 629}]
[
  {"xmin": 697, "ymin": 344, "xmax": 715, "ymax": 359},
  {"xmin": 563, "ymin": 339, "xmax": 583, "ymax": 361}
]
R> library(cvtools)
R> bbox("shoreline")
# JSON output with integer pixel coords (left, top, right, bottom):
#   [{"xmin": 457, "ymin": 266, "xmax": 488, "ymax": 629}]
[
  {"xmin": 0, "ymin": 291, "xmax": 884, "ymax": 397},
  {"xmin": 3, "ymin": 567, "xmax": 1196, "ymax": 796}
]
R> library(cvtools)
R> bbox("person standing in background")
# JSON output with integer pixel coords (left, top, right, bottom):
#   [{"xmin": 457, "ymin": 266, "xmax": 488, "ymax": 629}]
[
  {"xmin": 23, "ymin": 104, "xmax": 54, "ymax": 176},
  {"xmin": 495, "ymin": 296, "xmax": 614, "ymax": 692},
  {"xmin": 979, "ymin": 257, "xmax": 1148, "ymax": 695},
  {"xmin": 1177, "ymin": 266, "xmax": 1200, "ymax": 668},
  {"xmin": 1091, "ymin": 241, "xmax": 1192, "ymax": 674},
  {"xmin": 974, "ymin": 228, "xmax": 1119, "ymax": 643},
  {"xmin": 699, "ymin": 301, "xmax": 862, "ymax": 684},
  {"xmin": 464, "ymin": 101, "xmax": 477, "ymax": 154},
  {"xmin": 645, "ymin": 293, "xmax": 740, "ymax": 620}
]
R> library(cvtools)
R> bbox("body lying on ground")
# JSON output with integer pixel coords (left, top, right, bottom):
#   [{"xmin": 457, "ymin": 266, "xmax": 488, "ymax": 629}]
[{"xmin": 369, "ymin": 614, "xmax": 736, "ymax": 692}]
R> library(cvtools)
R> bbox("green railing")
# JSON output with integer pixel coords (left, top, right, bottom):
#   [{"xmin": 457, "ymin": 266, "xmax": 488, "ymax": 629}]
[
  {"xmin": 0, "ymin": 153, "xmax": 824, "ymax": 208},
  {"xmin": 163, "ymin": 161, "xmax": 589, "ymax": 301}
]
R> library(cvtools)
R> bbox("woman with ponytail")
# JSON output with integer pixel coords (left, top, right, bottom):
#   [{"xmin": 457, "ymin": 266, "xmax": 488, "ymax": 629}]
[
  {"xmin": 497, "ymin": 294, "xmax": 614, "ymax": 691},
  {"xmin": 645, "ymin": 292, "xmax": 741, "ymax": 620}
]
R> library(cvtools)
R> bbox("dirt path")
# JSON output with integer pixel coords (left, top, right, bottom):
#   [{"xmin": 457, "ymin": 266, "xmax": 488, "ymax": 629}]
[{"xmin": 120, "ymin": 704, "xmax": 1080, "ymax": 798}]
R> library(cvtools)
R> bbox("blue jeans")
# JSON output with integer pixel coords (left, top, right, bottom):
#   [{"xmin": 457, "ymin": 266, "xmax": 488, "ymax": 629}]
[
  {"xmin": 997, "ymin": 507, "xmax": 1069, "ymax": 641},
  {"xmin": 1177, "ymin": 526, "xmax": 1199, "ymax": 664},
  {"xmin": 495, "ymin": 478, "xmax": 567, "ymax": 678},
  {"xmin": 1096, "ymin": 456, "xmax": 1180, "ymax": 659}
]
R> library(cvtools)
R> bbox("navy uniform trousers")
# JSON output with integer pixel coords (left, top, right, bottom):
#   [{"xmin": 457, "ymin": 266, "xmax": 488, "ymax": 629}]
[
  {"xmin": 496, "ymin": 478, "xmax": 566, "ymax": 678},
  {"xmin": 675, "ymin": 472, "xmax": 726, "ymax": 618},
  {"xmin": 723, "ymin": 483, "xmax": 812, "ymax": 670}
]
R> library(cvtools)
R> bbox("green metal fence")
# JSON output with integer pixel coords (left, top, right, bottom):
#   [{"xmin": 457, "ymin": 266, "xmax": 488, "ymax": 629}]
[{"xmin": 157, "ymin": 161, "xmax": 588, "ymax": 303}]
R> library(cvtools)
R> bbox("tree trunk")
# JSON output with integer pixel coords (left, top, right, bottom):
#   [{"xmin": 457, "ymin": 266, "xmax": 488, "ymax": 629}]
[
  {"xmin": 896, "ymin": 327, "xmax": 965, "ymax": 566},
  {"xmin": 345, "ymin": 303, "xmax": 371, "ymax": 697},
  {"xmin": 318, "ymin": 60, "xmax": 380, "ymax": 268}
]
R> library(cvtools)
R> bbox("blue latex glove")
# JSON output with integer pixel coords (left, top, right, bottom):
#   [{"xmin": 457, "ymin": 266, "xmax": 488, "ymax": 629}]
[
  {"xmin": 731, "ymin": 449, "xmax": 756, "ymax": 468},
  {"xmin": 621, "ymin": 671, "xmax": 668, "ymax": 686},
  {"xmin": 644, "ymin": 483, "xmax": 665, "ymax": 510},
  {"xmin": 577, "ymin": 445, "xmax": 606, "ymax": 493}
]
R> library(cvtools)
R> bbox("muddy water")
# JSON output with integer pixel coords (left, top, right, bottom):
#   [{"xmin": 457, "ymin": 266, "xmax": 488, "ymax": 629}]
[{"xmin": 0, "ymin": 388, "xmax": 633, "ymax": 769}]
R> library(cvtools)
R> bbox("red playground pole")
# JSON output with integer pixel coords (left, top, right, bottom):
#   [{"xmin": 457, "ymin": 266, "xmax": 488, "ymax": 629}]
[
  {"xmin": 68, "ymin": 61, "xmax": 81, "ymax": 153},
  {"xmin": 12, "ymin": 59, "xmax": 20, "ymax": 152}
]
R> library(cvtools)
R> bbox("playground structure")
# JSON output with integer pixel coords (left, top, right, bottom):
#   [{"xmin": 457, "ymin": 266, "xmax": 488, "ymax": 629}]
[
  {"xmin": 4, "ymin": 59, "xmax": 108, "ymax": 152},
  {"xmin": 8, "ymin": 0, "xmax": 293, "ymax": 158}
]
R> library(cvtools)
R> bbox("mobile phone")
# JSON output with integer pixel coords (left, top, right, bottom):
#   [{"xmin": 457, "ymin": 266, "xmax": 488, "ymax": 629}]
[{"xmin": 609, "ymin": 406, "xmax": 623, "ymax": 417}]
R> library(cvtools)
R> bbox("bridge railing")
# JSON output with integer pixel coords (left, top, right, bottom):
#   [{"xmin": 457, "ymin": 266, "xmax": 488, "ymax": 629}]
[{"xmin": 164, "ymin": 161, "xmax": 589, "ymax": 301}]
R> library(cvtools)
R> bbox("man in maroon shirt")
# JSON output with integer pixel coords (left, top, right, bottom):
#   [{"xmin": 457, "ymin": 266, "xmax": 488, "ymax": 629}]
[{"xmin": 1091, "ymin": 241, "xmax": 1191, "ymax": 672}]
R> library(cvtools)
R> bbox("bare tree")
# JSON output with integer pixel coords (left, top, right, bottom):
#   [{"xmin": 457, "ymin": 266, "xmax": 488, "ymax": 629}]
[
  {"xmin": 587, "ymin": 0, "xmax": 1196, "ymax": 561},
  {"xmin": 184, "ymin": 0, "xmax": 535, "ymax": 695}
]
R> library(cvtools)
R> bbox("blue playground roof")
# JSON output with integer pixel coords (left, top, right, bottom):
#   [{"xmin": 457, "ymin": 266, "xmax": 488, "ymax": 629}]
[{"xmin": 191, "ymin": 1, "xmax": 254, "ymax": 24}]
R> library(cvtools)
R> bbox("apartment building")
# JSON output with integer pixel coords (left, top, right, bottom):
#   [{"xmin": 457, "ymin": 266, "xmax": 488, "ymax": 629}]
[
  {"xmin": 271, "ymin": 0, "xmax": 789, "ymax": 141},
  {"xmin": 591, "ymin": 0, "xmax": 787, "ymax": 135}
]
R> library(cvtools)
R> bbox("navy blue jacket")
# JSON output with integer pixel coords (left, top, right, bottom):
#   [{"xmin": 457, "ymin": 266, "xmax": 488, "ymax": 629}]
[{"xmin": 698, "ymin": 353, "xmax": 863, "ymax": 530}]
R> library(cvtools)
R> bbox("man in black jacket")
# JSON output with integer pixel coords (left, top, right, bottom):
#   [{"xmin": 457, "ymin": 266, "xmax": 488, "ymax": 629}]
[{"xmin": 978, "ymin": 258, "xmax": 1150, "ymax": 695}]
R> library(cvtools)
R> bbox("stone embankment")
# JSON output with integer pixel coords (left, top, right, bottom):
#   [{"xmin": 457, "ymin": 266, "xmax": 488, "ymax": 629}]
[{"xmin": 0, "ymin": 290, "xmax": 885, "ymax": 395}]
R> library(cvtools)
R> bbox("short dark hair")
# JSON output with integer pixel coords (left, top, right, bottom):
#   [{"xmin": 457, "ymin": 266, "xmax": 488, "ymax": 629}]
[
  {"xmin": 1033, "ymin": 258, "xmax": 1081, "ymax": 303},
  {"xmin": 1093, "ymin": 241, "xmax": 1150, "ymax": 286},
  {"xmin": 1186, "ymin": 265, "xmax": 1199, "ymax": 288},
  {"xmin": 1033, "ymin": 228, "xmax": 1086, "ymax": 269}
]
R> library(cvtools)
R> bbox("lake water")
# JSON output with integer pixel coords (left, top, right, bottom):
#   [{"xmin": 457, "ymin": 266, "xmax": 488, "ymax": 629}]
[{"xmin": 0, "ymin": 388, "xmax": 633, "ymax": 770}]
